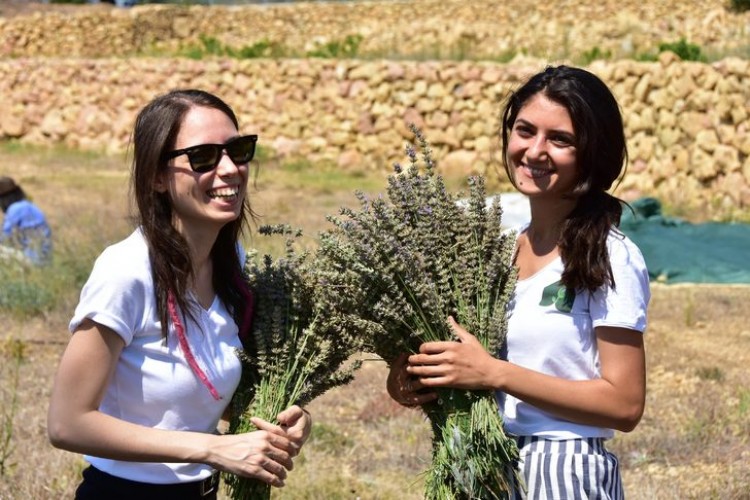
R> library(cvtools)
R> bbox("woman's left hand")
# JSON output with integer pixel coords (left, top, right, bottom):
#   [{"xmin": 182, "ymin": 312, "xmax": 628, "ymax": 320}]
[
  {"xmin": 276, "ymin": 405, "xmax": 312, "ymax": 455},
  {"xmin": 387, "ymin": 353, "xmax": 438, "ymax": 407},
  {"xmin": 406, "ymin": 316, "xmax": 501, "ymax": 391}
]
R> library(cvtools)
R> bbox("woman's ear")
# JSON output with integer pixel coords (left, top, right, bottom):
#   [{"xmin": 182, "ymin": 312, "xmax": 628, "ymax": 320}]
[{"xmin": 153, "ymin": 170, "xmax": 169, "ymax": 193}]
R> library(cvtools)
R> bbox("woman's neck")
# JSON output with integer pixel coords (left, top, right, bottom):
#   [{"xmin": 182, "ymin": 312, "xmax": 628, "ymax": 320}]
[
  {"xmin": 525, "ymin": 196, "xmax": 577, "ymax": 251},
  {"xmin": 187, "ymin": 237, "xmax": 217, "ymax": 309},
  {"xmin": 172, "ymin": 222, "xmax": 219, "ymax": 277}
]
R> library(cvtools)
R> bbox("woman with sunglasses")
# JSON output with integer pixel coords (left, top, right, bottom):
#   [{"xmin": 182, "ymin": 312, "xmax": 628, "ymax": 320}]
[
  {"xmin": 387, "ymin": 66, "xmax": 650, "ymax": 499},
  {"xmin": 48, "ymin": 89, "xmax": 311, "ymax": 499}
]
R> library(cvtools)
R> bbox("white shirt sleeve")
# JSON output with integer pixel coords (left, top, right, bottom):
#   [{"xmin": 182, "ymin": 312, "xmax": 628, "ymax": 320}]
[
  {"xmin": 590, "ymin": 232, "xmax": 651, "ymax": 333},
  {"xmin": 69, "ymin": 233, "xmax": 153, "ymax": 345}
]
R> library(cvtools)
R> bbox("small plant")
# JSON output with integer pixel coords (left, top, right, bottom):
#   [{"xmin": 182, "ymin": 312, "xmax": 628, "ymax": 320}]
[
  {"xmin": 451, "ymin": 32, "xmax": 478, "ymax": 60},
  {"xmin": 0, "ymin": 259, "xmax": 55, "ymax": 317},
  {"xmin": 198, "ymin": 35, "xmax": 224, "ymax": 56},
  {"xmin": 306, "ymin": 35, "xmax": 363, "ymax": 58},
  {"xmin": 658, "ymin": 38, "xmax": 707, "ymax": 62},
  {"xmin": 696, "ymin": 366, "xmax": 724, "ymax": 382},
  {"xmin": 179, "ymin": 35, "xmax": 224, "ymax": 60},
  {"xmin": 738, "ymin": 389, "xmax": 750, "ymax": 417},
  {"xmin": 683, "ymin": 292, "xmax": 695, "ymax": 327},
  {"xmin": 492, "ymin": 49, "xmax": 519, "ymax": 64},
  {"xmin": 233, "ymin": 39, "xmax": 286, "ymax": 59},
  {"xmin": 580, "ymin": 46, "xmax": 612, "ymax": 65},
  {"xmin": 634, "ymin": 51, "xmax": 659, "ymax": 62},
  {"xmin": 0, "ymin": 281, "xmax": 54, "ymax": 315},
  {"xmin": 0, "ymin": 339, "xmax": 25, "ymax": 476}
]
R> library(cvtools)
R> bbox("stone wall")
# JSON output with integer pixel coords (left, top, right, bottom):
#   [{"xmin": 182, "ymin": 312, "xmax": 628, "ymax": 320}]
[
  {"xmin": 0, "ymin": 1, "xmax": 749, "ymax": 218},
  {"xmin": 1, "ymin": 55, "xmax": 747, "ymax": 216},
  {"xmin": 1, "ymin": 1, "xmax": 749, "ymax": 61}
]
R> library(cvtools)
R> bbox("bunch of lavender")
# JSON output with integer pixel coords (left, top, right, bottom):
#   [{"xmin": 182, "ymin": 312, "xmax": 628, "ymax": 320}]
[
  {"xmin": 316, "ymin": 127, "xmax": 521, "ymax": 499},
  {"xmin": 225, "ymin": 224, "xmax": 374, "ymax": 500}
]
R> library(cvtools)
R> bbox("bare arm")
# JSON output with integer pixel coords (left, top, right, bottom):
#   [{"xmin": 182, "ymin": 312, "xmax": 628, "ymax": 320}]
[
  {"xmin": 47, "ymin": 319, "xmax": 302, "ymax": 486},
  {"xmin": 406, "ymin": 317, "xmax": 646, "ymax": 432}
]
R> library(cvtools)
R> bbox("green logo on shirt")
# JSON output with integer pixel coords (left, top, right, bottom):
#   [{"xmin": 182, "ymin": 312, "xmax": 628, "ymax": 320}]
[{"xmin": 540, "ymin": 281, "xmax": 575, "ymax": 313}]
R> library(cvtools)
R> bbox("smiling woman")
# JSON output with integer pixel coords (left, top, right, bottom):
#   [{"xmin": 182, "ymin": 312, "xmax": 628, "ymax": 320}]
[
  {"xmin": 153, "ymin": 104, "xmax": 253, "ymax": 246},
  {"xmin": 388, "ymin": 66, "xmax": 650, "ymax": 500},
  {"xmin": 47, "ymin": 89, "xmax": 312, "ymax": 499}
]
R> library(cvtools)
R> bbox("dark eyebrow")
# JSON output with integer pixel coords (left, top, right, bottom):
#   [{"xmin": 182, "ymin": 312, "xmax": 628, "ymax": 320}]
[
  {"xmin": 550, "ymin": 131, "xmax": 576, "ymax": 142},
  {"xmin": 515, "ymin": 118, "xmax": 575, "ymax": 140},
  {"xmin": 514, "ymin": 118, "xmax": 534, "ymax": 128}
]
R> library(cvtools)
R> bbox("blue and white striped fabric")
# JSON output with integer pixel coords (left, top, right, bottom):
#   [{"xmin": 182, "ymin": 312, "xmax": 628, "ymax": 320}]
[{"xmin": 511, "ymin": 436, "xmax": 624, "ymax": 500}]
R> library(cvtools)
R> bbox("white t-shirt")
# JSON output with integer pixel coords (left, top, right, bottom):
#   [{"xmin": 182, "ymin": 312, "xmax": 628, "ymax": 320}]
[
  {"xmin": 500, "ymin": 226, "xmax": 650, "ymax": 440},
  {"xmin": 69, "ymin": 229, "xmax": 243, "ymax": 483}
]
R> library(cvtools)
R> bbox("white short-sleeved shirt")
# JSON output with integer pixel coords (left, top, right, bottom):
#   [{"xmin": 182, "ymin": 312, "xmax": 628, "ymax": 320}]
[
  {"xmin": 69, "ymin": 229, "xmax": 243, "ymax": 484},
  {"xmin": 500, "ymin": 226, "xmax": 650, "ymax": 440}
]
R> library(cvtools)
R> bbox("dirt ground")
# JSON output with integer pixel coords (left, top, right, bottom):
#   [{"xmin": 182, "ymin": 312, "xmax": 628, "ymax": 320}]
[
  {"xmin": 0, "ymin": 143, "xmax": 749, "ymax": 499},
  {"xmin": 3, "ymin": 285, "xmax": 749, "ymax": 499}
]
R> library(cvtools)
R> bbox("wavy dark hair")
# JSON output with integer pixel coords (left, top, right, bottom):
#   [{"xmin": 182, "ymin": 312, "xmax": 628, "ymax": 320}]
[
  {"xmin": 501, "ymin": 65, "xmax": 628, "ymax": 293},
  {"xmin": 131, "ymin": 89, "xmax": 255, "ymax": 339},
  {"xmin": 0, "ymin": 184, "xmax": 25, "ymax": 213}
]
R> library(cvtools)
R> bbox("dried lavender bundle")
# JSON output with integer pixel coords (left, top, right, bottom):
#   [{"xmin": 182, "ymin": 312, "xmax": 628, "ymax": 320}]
[
  {"xmin": 317, "ymin": 127, "xmax": 521, "ymax": 499},
  {"xmin": 225, "ymin": 225, "xmax": 373, "ymax": 500}
]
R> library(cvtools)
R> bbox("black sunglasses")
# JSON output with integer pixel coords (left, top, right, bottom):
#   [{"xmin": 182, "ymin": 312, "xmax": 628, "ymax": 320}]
[{"xmin": 165, "ymin": 134, "xmax": 258, "ymax": 173}]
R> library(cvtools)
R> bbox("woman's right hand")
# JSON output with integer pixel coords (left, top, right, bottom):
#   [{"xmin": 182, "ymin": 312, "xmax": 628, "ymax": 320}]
[
  {"xmin": 386, "ymin": 352, "xmax": 438, "ymax": 407},
  {"xmin": 208, "ymin": 416, "xmax": 299, "ymax": 487}
]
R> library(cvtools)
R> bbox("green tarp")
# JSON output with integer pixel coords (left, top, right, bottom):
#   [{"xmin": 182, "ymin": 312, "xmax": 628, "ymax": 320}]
[{"xmin": 619, "ymin": 198, "xmax": 750, "ymax": 284}]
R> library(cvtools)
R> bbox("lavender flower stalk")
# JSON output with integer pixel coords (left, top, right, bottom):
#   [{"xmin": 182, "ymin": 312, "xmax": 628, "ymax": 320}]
[
  {"xmin": 317, "ymin": 126, "xmax": 521, "ymax": 499},
  {"xmin": 225, "ymin": 225, "xmax": 373, "ymax": 500}
]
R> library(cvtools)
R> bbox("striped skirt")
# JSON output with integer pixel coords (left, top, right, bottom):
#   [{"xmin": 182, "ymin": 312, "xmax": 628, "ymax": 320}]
[{"xmin": 511, "ymin": 436, "xmax": 624, "ymax": 500}]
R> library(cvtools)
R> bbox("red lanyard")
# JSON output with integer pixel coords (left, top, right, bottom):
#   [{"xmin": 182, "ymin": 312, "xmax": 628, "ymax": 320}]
[{"xmin": 167, "ymin": 292, "xmax": 221, "ymax": 401}]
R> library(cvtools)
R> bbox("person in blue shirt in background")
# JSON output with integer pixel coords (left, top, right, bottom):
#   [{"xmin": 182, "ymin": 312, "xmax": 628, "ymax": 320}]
[{"xmin": 0, "ymin": 176, "xmax": 52, "ymax": 265}]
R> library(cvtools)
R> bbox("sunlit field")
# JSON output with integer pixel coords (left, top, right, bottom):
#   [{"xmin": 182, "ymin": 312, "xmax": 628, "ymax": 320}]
[{"xmin": 0, "ymin": 143, "xmax": 748, "ymax": 499}]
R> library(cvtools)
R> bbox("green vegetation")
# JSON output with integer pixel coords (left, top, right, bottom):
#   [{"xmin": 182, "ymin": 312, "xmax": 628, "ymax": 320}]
[
  {"xmin": 273, "ymin": 158, "xmax": 382, "ymax": 193},
  {"xmin": 0, "ymin": 278, "xmax": 54, "ymax": 317},
  {"xmin": 180, "ymin": 34, "xmax": 364, "ymax": 60},
  {"xmin": 0, "ymin": 227, "xmax": 118, "ymax": 318},
  {"xmin": 637, "ymin": 38, "xmax": 707, "ymax": 62},
  {"xmin": 683, "ymin": 291, "xmax": 695, "ymax": 326},
  {"xmin": 307, "ymin": 422, "xmax": 354, "ymax": 452},
  {"xmin": 0, "ymin": 142, "xmax": 131, "ymax": 319},
  {"xmin": 306, "ymin": 34, "xmax": 363, "ymax": 59},
  {"xmin": 490, "ymin": 49, "xmax": 518, "ymax": 64},
  {"xmin": 739, "ymin": 389, "xmax": 750, "ymax": 417},
  {"xmin": 182, "ymin": 35, "xmax": 287, "ymax": 60},
  {"xmin": 0, "ymin": 339, "xmax": 24, "ymax": 477},
  {"xmin": 172, "ymin": 34, "xmax": 523, "ymax": 63},
  {"xmin": 659, "ymin": 38, "xmax": 707, "ymax": 62},
  {"xmin": 696, "ymin": 366, "xmax": 724, "ymax": 382},
  {"xmin": 579, "ymin": 46, "xmax": 612, "ymax": 65}
]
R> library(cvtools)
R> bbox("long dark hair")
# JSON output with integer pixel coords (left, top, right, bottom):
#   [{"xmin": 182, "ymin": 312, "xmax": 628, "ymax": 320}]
[
  {"xmin": 501, "ymin": 65, "xmax": 628, "ymax": 292},
  {"xmin": 131, "ymin": 89, "xmax": 254, "ymax": 338}
]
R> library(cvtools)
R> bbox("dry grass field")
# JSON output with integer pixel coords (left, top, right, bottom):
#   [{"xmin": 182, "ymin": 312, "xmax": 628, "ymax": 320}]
[{"xmin": 0, "ymin": 143, "xmax": 748, "ymax": 499}]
